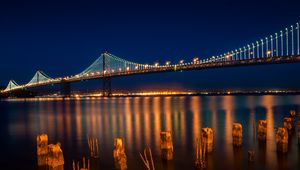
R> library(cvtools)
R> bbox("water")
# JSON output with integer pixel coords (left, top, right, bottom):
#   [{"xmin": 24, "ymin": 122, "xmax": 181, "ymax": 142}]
[{"xmin": 0, "ymin": 95, "xmax": 300, "ymax": 170}]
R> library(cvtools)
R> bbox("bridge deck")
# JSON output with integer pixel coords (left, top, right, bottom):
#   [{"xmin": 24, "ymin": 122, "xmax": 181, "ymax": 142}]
[{"xmin": 2, "ymin": 55, "xmax": 300, "ymax": 93}]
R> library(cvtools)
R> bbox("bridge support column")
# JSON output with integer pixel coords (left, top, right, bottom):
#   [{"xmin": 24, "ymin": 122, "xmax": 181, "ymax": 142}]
[
  {"xmin": 60, "ymin": 82, "xmax": 71, "ymax": 97},
  {"xmin": 102, "ymin": 77, "xmax": 111, "ymax": 97},
  {"xmin": 102, "ymin": 52, "xmax": 112, "ymax": 97}
]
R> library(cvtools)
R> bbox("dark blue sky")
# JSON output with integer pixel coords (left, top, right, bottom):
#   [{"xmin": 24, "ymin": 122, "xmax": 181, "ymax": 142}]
[{"xmin": 0, "ymin": 0, "xmax": 299, "ymax": 90}]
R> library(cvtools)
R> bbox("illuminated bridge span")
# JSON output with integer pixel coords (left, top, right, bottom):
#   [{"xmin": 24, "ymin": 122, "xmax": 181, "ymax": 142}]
[{"xmin": 2, "ymin": 22, "xmax": 300, "ymax": 96}]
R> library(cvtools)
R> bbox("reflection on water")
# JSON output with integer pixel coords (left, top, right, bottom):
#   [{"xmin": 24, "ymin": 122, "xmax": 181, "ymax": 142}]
[{"xmin": 1, "ymin": 95, "xmax": 300, "ymax": 169}]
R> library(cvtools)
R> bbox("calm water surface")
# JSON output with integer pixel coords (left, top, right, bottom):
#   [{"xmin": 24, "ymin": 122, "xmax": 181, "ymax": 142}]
[{"xmin": 0, "ymin": 95, "xmax": 300, "ymax": 170}]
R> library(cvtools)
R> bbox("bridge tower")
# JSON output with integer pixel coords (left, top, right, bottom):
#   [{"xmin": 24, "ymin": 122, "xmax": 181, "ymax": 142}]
[
  {"xmin": 102, "ymin": 52, "xmax": 112, "ymax": 97},
  {"xmin": 60, "ymin": 81, "xmax": 71, "ymax": 97}
]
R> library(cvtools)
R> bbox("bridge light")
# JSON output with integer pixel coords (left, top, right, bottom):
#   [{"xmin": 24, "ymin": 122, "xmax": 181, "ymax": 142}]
[
  {"xmin": 112, "ymin": 69, "xmax": 115, "ymax": 73},
  {"xmin": 119, "ymin": 68, "xmax": 122, "ymax": 72},
  {"xmin": 179, "ymin": 60, "xmax": 184, "ymax": 64},
  {"xmin": 193, "ymin": 57, "xmax": 199, "ymax": 63},
  {"xmin": 154, "ymin": 62, "xmax": 159, "ymax": 67},
  {"xmin": 126, "ymin": 66, "xmax": 130, "ymax": 71},
  {"xmin": 165, "ymin": 61, "xmax": 171, "ymax": 66},
  {"xmin": 266, "ymin": 50, "xmax": 272, "ymax": 56},
  {"xmin": 135, "ymin": 65, "xmax": 138, "ymax": 69},
  {"xmin": 104, "ymin": 70, "xmax": 107, "ymax": 74}
]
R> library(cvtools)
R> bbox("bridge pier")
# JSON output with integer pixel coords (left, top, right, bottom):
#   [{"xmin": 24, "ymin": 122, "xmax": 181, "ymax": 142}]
[
  {"xmin": 60, "ymin": 82, "xmax": 71, "ymax": 97},
  {"xmin": 102, "ymin": 52, "xmax": 112, "ymax": 97},
  {"xmin": 102, "ymin": 77, "xmax": 112, "ymax": 97}
]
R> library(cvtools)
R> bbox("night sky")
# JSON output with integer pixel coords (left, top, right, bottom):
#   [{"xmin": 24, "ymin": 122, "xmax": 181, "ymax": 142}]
[{"xmin": 0, "ymin": 0, "xmax": 299, "ymax": 91}]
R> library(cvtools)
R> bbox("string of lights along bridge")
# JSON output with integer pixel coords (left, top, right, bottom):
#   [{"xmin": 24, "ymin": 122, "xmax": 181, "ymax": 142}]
[{"xmin": 2, "ymin": 22, "xmax": 300, "ymax": 96}]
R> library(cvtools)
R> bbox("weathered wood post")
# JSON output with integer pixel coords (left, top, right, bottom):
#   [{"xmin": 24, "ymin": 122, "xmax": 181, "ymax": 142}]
[
  {"xmin": 47, "ymin": 143, "xmax": 64, "ymax": 170},
  {"xmin": 276, "ymin": 128, "xmax": 288, "ymax": 153},
  {"xmin": 232, "ymin": 123, "xmax": 243, "ymax": 147},
  {"xmin": 88, "ymin": 136, "xmax": 100, "ymax": 158},
  {"xmin": 195, "ymin": 137, "xmax": 206, "ymax": 170},
  {"xmin": 289, "ymin": 110, "xmax": 296, "ymax": 123},
  {"xmin": 248, "ymin": 150, "xmax": 255, "ymax": 162},
  {"xmin": 160, "ymin": 131, "xmax": 174, "ymax": 161},
  {"xmin": 257, "ymin": 120, "xmax": 267, "ymax": 141},
  {"xmin": 139, "ymin": 147, "xmax": 155, "ymax": 170},
  {"xmin": 37, "ymin": 134, "xmax": 49, "ymax": 166},
  {"xmin": 201, "ymin": 128, "xmax": 214, "ymax": 153},
  {"xmin": 283, "ymin": 117, "xmax": 293, "ymax": 135},
  {"xmin": 113, "ymin": 138, "xmax": 127, "ymax": 169}
]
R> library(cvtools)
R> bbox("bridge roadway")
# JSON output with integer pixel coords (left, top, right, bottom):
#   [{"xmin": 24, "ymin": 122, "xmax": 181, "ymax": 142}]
[{"xmin": 3, "ymin": 55, "xmax": 300, "ymax": 92}]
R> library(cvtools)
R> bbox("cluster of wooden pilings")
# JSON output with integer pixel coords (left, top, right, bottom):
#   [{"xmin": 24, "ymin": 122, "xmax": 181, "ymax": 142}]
[
  {"xmin": 36, "ymin": 134, "xmax": 64, "ymax": 170},
  {"xmin": 36, "ymin": 110, "xmax": 300, "ymax": 169},
  {"xmin": 275, "ymin": 110, "xmax": 299, "ymax": 153}
]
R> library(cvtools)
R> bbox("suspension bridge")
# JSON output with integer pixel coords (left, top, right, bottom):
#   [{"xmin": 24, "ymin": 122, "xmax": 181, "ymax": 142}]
[{"xmin": 1, "ymin": 22, "xmax": 300, "ymax": 97}]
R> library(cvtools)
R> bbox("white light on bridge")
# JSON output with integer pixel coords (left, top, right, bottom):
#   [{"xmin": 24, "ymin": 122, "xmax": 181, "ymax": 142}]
[
  {"xmin": 266, "ymin": 50, "xmax": 272, "ymax": 57},
  {"xmin": 193, "ymin": 57, "xmax": 199, "ymax": 63}
]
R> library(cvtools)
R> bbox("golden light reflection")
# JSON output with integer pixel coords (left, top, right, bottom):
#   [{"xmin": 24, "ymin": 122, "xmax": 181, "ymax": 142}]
[
  {"xmin": 111, "ymin": 98, "xmax": 117, "ymax": 138},
  {"xmin": 65, "ymin": 100, "xmax": 72, "ymax": 141},
  {"xmin": 179, "ymin": 97, "xmax": 187, "ymax": 146},
  {"xmin": 90, "ymin": 100, "xmax": 98, "ymax": 136},
  {"xmin": 153, "ymin": 97, "xmax": 161, "ymax": 153},
  {"xmin": 223, "ymin": 96, "xmax": 234, "ymax": 163},
  {"xmin": 124, "ymin": 97, "xmax": 133, "ymax": 151},
  {"xmin": 190, "ymin": 96, "xmax": 201, "ymax": 148},
  {"xmin": 209, "ymin": 96, "xmax": 218, "ymax": 137},
  {"xmin": 249, "ymin": 110, "xmax": 255, "ymax": 148},
  {"xmin": 133, "ymin": 97, "xmax": 142, "ymax": 149},
  {"xmin": 56, "ymin": 101, "xmax": 64, "ymax": 140},
  {"xmin": 143, "ymin": 97, "xmax": 151, "ymax": 146},
  {"xmin": 164, "ymin": 97, "xmax": 172, "ymax": 131},
  {"xmin": 261, "ymin": 95, "xmax": 277, "ymax": 169},
  {"xmin": 75, "ymin": 100, "xmax": 82, "ymax": 143}
]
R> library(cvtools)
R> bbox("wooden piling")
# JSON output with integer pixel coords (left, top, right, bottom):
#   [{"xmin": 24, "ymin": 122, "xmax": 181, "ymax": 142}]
[
  {"xmin": 276, "ymin": 127, "xmax": 288, "ymax": 153},
  {"xmin": 47, "ymin": 143, "xmax": 64, "ymax": 170},
  {"xmin": 160, "ymin": 131, "xmax": 174, "ymax": 161},
  {"xmin": 289, "ymin": 110, "xmax": 296, "ymax": 123},
  {"xmin": 195, "ymin": 137, "xmax": 206, "ymax": 169},
  {"xmin": 74, "ymin": 157, "xmax": 90, "ymax": 170},
  {"xmin": 36, "ymin": 134, "xmax": 49, "ymax": 166},
  {"xmin": 283, "ymin": 117, "xmax": 293, "ymax": 135},
  {"xmin": 88, "ymin": 136, "xmax": 100, "ymax": 158},
  {"xmin": 257, "ymin": 120, "xmax": 267, "ymax": 141},
  {"xmin": 248, "ymin": 150, "xmax": 255, "ymax": 162},
  {"xmin": 139, "ymin": 147, "xmax": 155, "ymax": 170},
  {"xmin": 201, "ymin": 128, "xmax": 214, "ymax": 153},
  {"xmin": 232, "ymin": 123, "xmax": 243, "ymax": 147},
  {"xmin": 113, "ymin": 138, "xmax": 127, "ymax": 169}
]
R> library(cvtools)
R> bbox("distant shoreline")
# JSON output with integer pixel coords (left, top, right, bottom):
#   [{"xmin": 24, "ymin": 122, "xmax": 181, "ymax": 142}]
[{"xmin": 2, "ymin": 90, "xmax": 300, "ymax": 100}]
